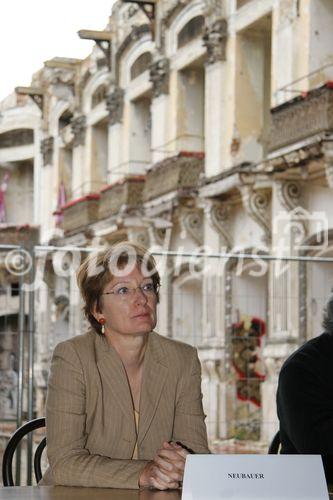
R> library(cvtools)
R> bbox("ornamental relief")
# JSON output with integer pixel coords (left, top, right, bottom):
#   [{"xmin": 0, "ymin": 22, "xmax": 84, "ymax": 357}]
[
  {"xmin": 149, "ymin": 58, "xmax": 170, "ymax": 97},
  {"xmin": 204, "ymin": 200, "xmax": 232, "ymax": 248},
  {"xmin": 71, "ymin": 115, "xmax": 86, "ymax": 147},
  {"xmin": 106, "ymin": 88, "xmax": 124, "ymax": 126},
  {"xmin": 40, "ymin": 137, "xmax": 54, "ymax": 166},
  {"xmin": 202, "ymin": 18, "xmax": 228, "ymax": 64},
  {"xmin": 179, "ymin": 208, "xmax": 203, "ymax": 245},
  {"xmin": 276, "ymin": 180, "xmax": 301, "ymax": 212},
  {"xmin": 241, "ymin": 187, "xmax": 271, "ymax": 243}
]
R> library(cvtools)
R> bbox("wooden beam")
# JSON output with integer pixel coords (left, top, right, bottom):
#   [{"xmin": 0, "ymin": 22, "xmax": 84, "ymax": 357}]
[
  {"xmin": 15, "ymin": 86, "xmax": 43, "ymax": 96},
  {"xmin": 77, "ymin": 29, "xmax": 112, "ymax": 41},
  {"xmin": 15, "ymin": 87, "xmax": 43, "ymax": 110},
  {"xmin": 44, "ymin": 57, "xmax": 81, "ymax": 70}
]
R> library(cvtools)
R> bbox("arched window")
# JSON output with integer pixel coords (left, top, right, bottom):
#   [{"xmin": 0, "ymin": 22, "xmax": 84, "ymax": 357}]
[
  {"xmin": 130, "ymin": 52, "xmax": 152, "ymax": 80},
  {"xmin": 92, "ymin": 85, "xmax": 107, "ymax": 108},
  {"xmin": 59, "ymin": 110, "xmax": 73, "ymax": 130},
  {"xmin": 177, "ymin": 16, "xmax": 205, "ymax": 49}
]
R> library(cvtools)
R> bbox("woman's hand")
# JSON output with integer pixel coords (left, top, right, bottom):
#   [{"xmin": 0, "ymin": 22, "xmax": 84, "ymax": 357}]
[
  {"xmin": 156, "ymin": 441, "xmax": 188, "ymax": 475},
  {"xmin": 139, "ymin": 460, "xmax": 180, "ymax": 490},
  {"xmin": 139, "ymin": 441, "xmax": 189, "ymax": 490}
]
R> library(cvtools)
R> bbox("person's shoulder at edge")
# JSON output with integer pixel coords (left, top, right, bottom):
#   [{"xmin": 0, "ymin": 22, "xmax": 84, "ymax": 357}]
[{"xmin": 280, "ymin": 332, "xmax": 333, "ymax": 375}]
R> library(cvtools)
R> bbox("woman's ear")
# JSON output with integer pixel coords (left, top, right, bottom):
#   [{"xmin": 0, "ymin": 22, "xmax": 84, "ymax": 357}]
[{"xmin": 92, "ymin": 301, "xmax": 103, "ymax": 323}]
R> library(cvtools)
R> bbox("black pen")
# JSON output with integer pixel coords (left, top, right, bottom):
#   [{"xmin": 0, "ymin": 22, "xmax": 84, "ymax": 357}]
[{"xmin": 175, "ymin": 441, "xmax": 195, "ymax": 454}]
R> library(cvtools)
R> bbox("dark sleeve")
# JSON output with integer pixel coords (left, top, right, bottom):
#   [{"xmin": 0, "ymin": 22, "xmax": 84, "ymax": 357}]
[
  {"xmin": 172, "ymin": 348, "xmax": 210, "ymax": 454},
  {"xmin": 277, "ymin": 357, "xmax": 333, "ymax": 454}
]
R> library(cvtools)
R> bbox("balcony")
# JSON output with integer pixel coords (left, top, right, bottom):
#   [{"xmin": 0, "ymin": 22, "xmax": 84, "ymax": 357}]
[
  {"xmin": 61, "ymin": 194, "xmax": 100, "ymax": 234},
  {"xmin": 269, "ymin": 82, "xmax": 333, "ymax": 152},
  {"xmin": 142, "ymin": 151, "xmax": 204, "ymax": 202},
  {"xmin": 99, "ymin": 176, "xmax": 145, "ymax": 219},
  {"xmin": 0, "ymin": 224, "xmax": 39, "ymax": 246}
]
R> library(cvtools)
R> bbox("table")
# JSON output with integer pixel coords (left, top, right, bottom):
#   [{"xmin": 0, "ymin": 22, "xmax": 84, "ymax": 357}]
[
  {"xmin": 0, "ymin": 487, "xmax": 181, "ymax": 500},
  {"xmin": 0, "ymin": 487, "xmax": 333, "ymax": 499}
]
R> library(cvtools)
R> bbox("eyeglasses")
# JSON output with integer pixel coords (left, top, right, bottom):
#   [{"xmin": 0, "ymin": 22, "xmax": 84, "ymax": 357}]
[{"xmin": 101, "ymin": 282, "xmax": 160, "ymax": 300}]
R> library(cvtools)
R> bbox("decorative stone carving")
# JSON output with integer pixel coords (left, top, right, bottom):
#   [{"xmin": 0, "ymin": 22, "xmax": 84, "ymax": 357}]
[
  {"xmin": 116, "ymin": 24, "xmax": 151, "ymax": 65},
  {"xmin": 127, "ymin": 229, "xmax": 150, "ymax": 248},
  {"xmin": 162, "ymin": 0, "xmax": 191, "ymax": 28},
  {"xmin": 106, "ymin": 88, "xmax": 124, "ymax": 125},
  {"xmin": 148, "ymin": 226, "xmax": 167, "ymax": 247},
  {"xmin": 203, "ymin": 0, "xmax": 224, "ymax": 20},
  {"xmin": 203, "ymin": 18, "xmax": 228, "ymax": 64},
  {"xmin": 242, "ymin": 187, "xmax": 271, "ymax": 242},
  {"xmin": 277, "ymin": 181, "xmax": 301, "ymax": 212},
  {"xmin": 40, "ymin": 136, "xmax": 54, "ymax": 166},
  {"xmin": 263, "ymin": 142, "xmax": 322, "ymax": 172},
  {"xmin": 205, "ymin": 200, "xmax": 232, "ymax": 248},
  {"xmin": 276, "ymin": 182, "xmax": 307, "ymax": 250},
  {"xmin": 44, "ymin": 67, "xmax": 76, "ymax": 86},
  {"xmin": 269, "ymin": 83, "xmax": 333, "ymax": 152},
  {"xmin": 149, "ymin": 58, "xmax": 170, "ymax": 98},
  {"xmin": 322, "ymin": 135, "xmax": 333, "ymax": 188},
  {"xmin": 71, "ymin": 115, "xmax": 86, "ymax": 147},
  {"xmin": 180, "ymin": 209, "xmax": 203, "ymax": 245}
]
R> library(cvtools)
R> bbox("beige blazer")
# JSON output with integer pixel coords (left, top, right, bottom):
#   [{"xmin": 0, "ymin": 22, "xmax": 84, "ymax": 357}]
[{"xmin": 41, "ymin": 330, "xmax": 209, "ymax": 488}]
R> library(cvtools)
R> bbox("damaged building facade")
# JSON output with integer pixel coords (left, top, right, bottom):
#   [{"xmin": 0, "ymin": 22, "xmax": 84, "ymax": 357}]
[{"xmin": 1, "ymin": 0, "xmax": 333, "ymax": 450}]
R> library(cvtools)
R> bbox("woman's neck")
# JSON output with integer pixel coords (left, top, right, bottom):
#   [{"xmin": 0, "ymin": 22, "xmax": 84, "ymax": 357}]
[{"xmin": 107, "ymin": 332, "xmax": 148, "ymax": 371}]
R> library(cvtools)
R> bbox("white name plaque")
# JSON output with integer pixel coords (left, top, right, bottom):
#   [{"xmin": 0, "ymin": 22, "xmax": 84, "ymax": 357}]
[{"xmin": 182, "ymin": 454, "xmax": 329, "ymax": 500}]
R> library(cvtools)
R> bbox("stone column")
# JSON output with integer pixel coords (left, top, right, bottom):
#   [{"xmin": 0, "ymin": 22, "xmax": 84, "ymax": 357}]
[
  {"xmin": 71, "ymin": 115, "xmax": 87, "ymax": 196},
  {"xmin": 149, "ymin": 58, "xmax": 170, "ymax": 164},
  {"xmin": 106, "ymin": 88, "xmax": 124, "ymax": 182},
  {"xmin": 203, "ymin": 19, "xmax": 229, "ymax": 177},
  {"xmin": 262, "ymin": 180, "xmax": 305, "ymax": 443},
  {"xmin": 148, "ymin": 222, "xmax": 172, "ymax": 338},
  {"xmin": 200, "ymin": 358, "xmax": 223, "ymax": 441},
  {"xmin": 39, "ymin": 136, "xmax": 55, "ymax": 236},
  {"xmin": 201, "ymin": 199, "xmax": 232, "ymax": 439}
]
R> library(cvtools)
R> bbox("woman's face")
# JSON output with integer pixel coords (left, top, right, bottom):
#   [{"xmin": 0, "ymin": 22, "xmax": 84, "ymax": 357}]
[{"xmin": 94, "ymin": 263, "xmax": 158, "ymax": 338}]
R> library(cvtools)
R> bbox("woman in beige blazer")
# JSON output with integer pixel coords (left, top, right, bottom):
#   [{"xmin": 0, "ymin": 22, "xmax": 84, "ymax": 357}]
[{"xmin": 41, "ymin": 242, "xmax": 209, "ymax": 489}]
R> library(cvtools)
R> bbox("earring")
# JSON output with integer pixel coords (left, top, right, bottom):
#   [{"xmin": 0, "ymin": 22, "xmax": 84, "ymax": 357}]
[{"xmin": 99, "ymin": 318, "xmax": 106, "ymax": 334}]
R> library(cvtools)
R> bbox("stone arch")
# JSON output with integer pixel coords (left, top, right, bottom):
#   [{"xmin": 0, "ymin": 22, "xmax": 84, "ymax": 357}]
[
  {"xmin": 49, "ymin": 100, "xmax": 72, "ymax": 136},
  {"xmin": 91, "ymin": 84, "xmax": 108, "ymax": 109},
  {"xmin": 177, "ymin": 15, "xmax": 205, "ymax": 49},
  {"xmin": 164, "ymin": 0, "xmax": 205, "ymax": 57},
  {"xmin": 82, "ymin": 68, "xmax": 109, "ymax": 114},
  {"xmin": 130, "ymin": 51, "xmax": 153, "ymax": 81},
  {"xmin": 116, "ymin": 24, "xmax": 151, "ymax": 85},
  {"xmin": 118, "ymin": 35, "xmax": 154, "ymax": 89}
]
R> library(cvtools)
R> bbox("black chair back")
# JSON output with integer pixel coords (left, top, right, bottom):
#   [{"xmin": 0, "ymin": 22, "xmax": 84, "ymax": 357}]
[
  {"xmin": 2, "ymin": 417, "xmax": 46, "ymax": 486},
  {"xmin": 268, "ymin": 430, "xmax": 281, "ymax": 454}
]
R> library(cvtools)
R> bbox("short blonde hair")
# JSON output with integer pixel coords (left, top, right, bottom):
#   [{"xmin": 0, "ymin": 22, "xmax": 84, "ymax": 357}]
[{"xmin": 77, "ymin": 241, "xmax": 160, "ymax": 334}]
